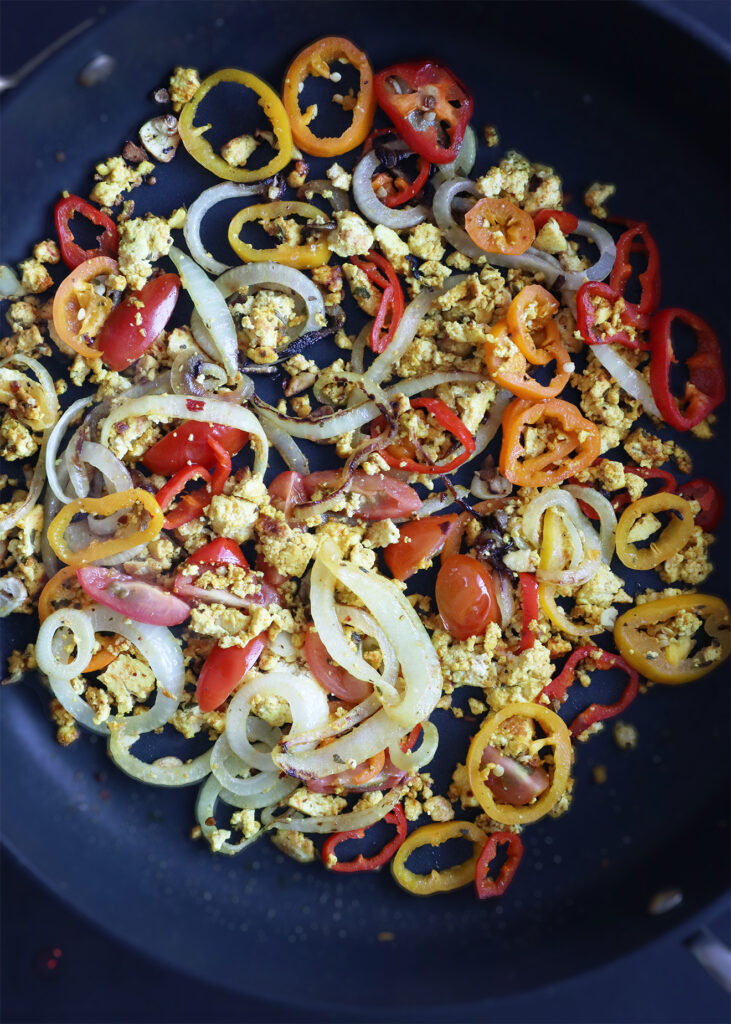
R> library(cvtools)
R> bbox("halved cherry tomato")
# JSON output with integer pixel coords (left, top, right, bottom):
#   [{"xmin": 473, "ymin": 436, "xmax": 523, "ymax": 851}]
[
  {"xmin": 76, "ymin": 567, "xmax": 190, "ymax": 626},
  {"xmin": 54, "ymin": 194, "xmax": 119, "ymax": 269},
  {"xmin": 435, "ymin": 554, "xmax": 500, "ymax": 640},
  {"xmin": 304, "ymin": 629, "xmax": 373, "ymax": 703},
  {"xmin": 142, "ymin": 422, "xmax": 248, "ymax": 475},
  {"xmin": 532, "ymin": 209, "xmax": 579, "ymax": 235},
  {"xmin": 268, "ymin": 470, "xmax": 308, "ymax": 517},
  {"xmin": 96, "ymin": 273, "xmax": 180, "ymax": 370},
  {"xmin": 465, "ymin": 197, "xmax": 536, "ymax": 256},
  {"xmin": 677, "ymin": 478, "xmax": 724, "ymax": 532},
  {"xmin": 480, "ymin": 744, "xmax": 549, "ymax": 805},
  {"xmin": 383, "ymin": 515, "xmax": 458, "ymax": 581},
  {"xmin": 301, "ymin": 470, "xmax": 422, "ymax": 520},
  {"xmin": 197, "ymin": 634, "xmax": 267, "ymax": 713},
  {"xmin": 186, "ymin": 538, "xmax": 249, "ymax": 570}
]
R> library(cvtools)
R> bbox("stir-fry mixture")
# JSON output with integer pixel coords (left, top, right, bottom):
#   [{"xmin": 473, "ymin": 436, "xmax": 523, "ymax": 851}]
[{"xmin": 2, "ymin": 39, "xmax": 729, "ymax": 898}]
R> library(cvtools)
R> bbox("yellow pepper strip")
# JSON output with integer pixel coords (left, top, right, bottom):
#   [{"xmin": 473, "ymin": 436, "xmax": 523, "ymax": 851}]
[
  {"xmin": 228, "ymin": 200, "xmax": 331, "ymax": 269},
  {"xmin": 47, "ymin": 488, "xmax": 163, "ymax": 568},
  {"xmin": 614, "ymin": 594, "xmax": 730, "ymax": 684},
  {"xmin": 391, "ymin": 821, "xmax": 486, "ymax": 896},
  {"xmin": 178, "ymin": 69, "xmax": 292, "ymax": 182},
  {"xmin": 538, "ymin": 507, "xmax": 598, "ymax": 638},
  {"xmin": 466, "ymin": 702, "xmax": 573, "ymax": 825},
  {"xmin": 39, "ymin": 565, "xmax": 119, "ymax": 672},
  {"xmin": 615, "ymin": 492, "xmax": 695, "ymax": 571},
  {"xmin": 282, "ymin": 37, "xmax": 376, "ymax": 157}
]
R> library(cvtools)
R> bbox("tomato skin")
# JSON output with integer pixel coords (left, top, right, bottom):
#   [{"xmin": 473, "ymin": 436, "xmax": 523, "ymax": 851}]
[
  {"xmin": 677, "ymin": 478, "xmax": 724, "ymax": 532},
  {"xmin": 76, "ymin": 567, "xmax": 190, "ymax": 626},
  {"xmin": 197, "ymin": 634, "xmax": 267, "ymax": 712},
  {"xmin": 383, "ymin": 515, "xmax": 458, "ymax": 580},
  {"xmin": 435, "ymin": 554, "xmax": 500, "ymax": 640},
  {"xmin": 142, "ymin": 421, "xmax": 248, "ymax": 475},
  {"xmin": 304, "ymin": 629, "xmax": 373, "ymax": 703},
  {"xmin": 302, "ymin": 470, "xmax": 422, "ymax": 520},
  {"xmin": 481, "ymin": 744, "xmax": 549, "ymax": 805},
  {"xmin": 97, "ymin": 274, "xmax": 180, "ymax": 370},
  {"xmin": 186, "ymin": 538, "xmax": 249, "ymax": 570},
  {"xmin": 268, "ymin": 471, "xmax": 307, "ymax": 517}
]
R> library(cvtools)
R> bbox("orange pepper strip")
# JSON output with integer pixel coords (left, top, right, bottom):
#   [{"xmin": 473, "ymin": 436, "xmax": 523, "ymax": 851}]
[
  {"xmin": 282, "ymin": 36, "xmax": 376, "ymax": 157},
  {"xmin": 38, "ymin": 566, "xmax": 118, "ymax": 673},
  {"xmin": 484, "ymin": 320, "xmax": 570, "ymax": 401},
  {"xmin": 47, "ymin": 488, "xmax": 164, "ymax": 568},
  {"xmin": 499, "ymin": 398, "xmax": 601, "ymax": 487},
  {"xmin": 506, "ymin": 284, "xmax": 562, "ymax": 365},
  {"xmin": 350, "ymin": 749, "xmax": 386, "ymax": 785},
  {"xmin": 51, "ymin": 255, "xmax": 119, "ymax": 358}
]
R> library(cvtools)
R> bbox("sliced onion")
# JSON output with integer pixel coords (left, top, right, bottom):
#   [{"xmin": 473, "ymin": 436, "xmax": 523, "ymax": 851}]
[
  {"xmin": 493, "ymin": 570, "xmax": 515, "ymax": 630},
  {"xmin": 523, "ymin": 489, "xmax": 602, "ymax": 556},
  {"xmin": 226, "ymin": 669, "xmax": 330, "ymax": 772},
  {"xmin": 184, "ymin": 182, "xmax": 266, "ymax": 275},
  {"xmin": 591, "ymin": 344, "xmax": 661, "ymax": 419},
  {"xmin": 195, "ymin": 775, "xmax": 267, "ymax": 856},
  {"xmin": 262, "ymin": 780, "xmax": 407, "ymax": 834},
  {"xmin": 298, "ymin": 179, "xmax": 350, "ymax": 211},
  {"xmin": 565, "ymin": 484, "xmax": 617, "ymax": 564},
  {"xmin": 170, "ymin": 352, "xmax": 230, "ymax": 398},
  {"xmin": 434, "ymin": 126, "xmax": 477, "ymax": 183},
  {"xmin": 352, "ymin": 149, "xmax": 427, "ymax": 228},
  {"xmin": 388, "ymin": 720, "xmax": 439, "ymax": 773},
  {"xmin": 337, "ymin": 604, "xmax": 399, "ymax": 691},
  {"xmin": 99, "ymin": 393, "xmax": 269, "ymax": 479},
  {"xmin": 80, "ymin": 441, "xmax": 132, "ymax": 492},
  {"xmin": 45, "ymin": 396, "xmax": 94, "ymax": 503},
  {"xmin": 221, "ymin": 774, "xmax": 298, "ymax": 810},
  {"xmin": 560, "ymin": 220, "xmax": 616, "ymax": 291},
  {"xmin": 281, "ymin": 694, "xmax": 381, "ymax": 752},
  {"xmin": 168, "ymin": 245, "xmax": 238, "ymax": 380},
  {"xmin": 258, "ymin": 409, "xmax": 310, "ymax": 475},
  {"xmin": 0, "ymin": 264, "xmax": 23, "ymax": 298},
  {"xmin": 0, "ymin": 354, "xmax": 59, "ymax": 430},
  {"xmin": 36, "ymin": 607, "xmax": 96, "ymax": 684},
  {"xmin": 108, "ymin": 727, "xmax": 213, "ymax": 786},
  {"xmin": 350, "ymin": 323, "xmax": 370, "ymax": 375},
  {"xmin": 0, "ymin": 576, "xmax": 28, "ymax": 617},
  {"xmin": 211, "ymin": 734, "xmax": 282, "ymax": 796},
  {"xmin": 0, "ymin": 427, "xmax": 50, "ymax": 537}
]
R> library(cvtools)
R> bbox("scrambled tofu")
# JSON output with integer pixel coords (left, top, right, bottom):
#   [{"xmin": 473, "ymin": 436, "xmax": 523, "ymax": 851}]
[
  {"xmin": 287, "ymin": 788, "xmax": 348, "ymax": 818},
  {"xmin": 231, "ymin": 288, "xmax": 298, "ymax": 364},
  {"xmin": 327, "ymin": 211, "xmax": 374, "ymax": 258},
  {"xmin": 584, "ymin": 181, "xmax": 616, "ymax": 219},
  {"xmin": 408, "ymin": 223, "xmax": 445, "ymax": 262},
  {"xmin": 117, "ymin": 215, "xmax": 173, "ymax": 290},
  {"xmin": 571, "ymin": 352, "xmax": 642, "ymax": 451},
  {"xmin": 658, "ymin": 526, "xmax": 713, "ymax": 585},
  {"xmin": 96, "ymin": 654, "xmax": 156, "ymax": 717},
  {"xmin": 476, "ymin": 151, "xmax": 562, "ymax": 212},
  {"xmin": 221, "ymin": 134, "xmax": 259, "ymax": 167},
  {"xmin": 18, "ymin": 259, "xmax": 53, "ymax": 294},
  {"xmin": 90, "ymin": 156, "xmax": 155, "ymax": 209},
  {"xmin": 207, "ymin": 471, "xmax": 269, "ymax": 544},
  {"xmin": 168, "ymin": 66, "xmax": 200, "ymax": 111},
  {"xmin": 270, "ymin": 829, "xmax": 316, "ymax": 863},
  {"xmin": 254, "ymin": 511, "xmax": 318, "ymax": 578}
]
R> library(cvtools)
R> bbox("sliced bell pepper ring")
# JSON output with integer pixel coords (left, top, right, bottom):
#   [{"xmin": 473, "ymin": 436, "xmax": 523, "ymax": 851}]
[
  {"xmin": 142, "ymin": 421, "xmax": 248, "ymax": 476},
  {"xmin": 375, "ymin": 397, "xmax": 475, "ymax": 474},
  {"xmin": 47, "ymin": 488, "xmax": 164, "ymax": 567},
  {"xmin": 160, "ymin": 434, "xmax": 233, "ymax": 530},
  {"xmin": 542, "ymin": 645, "xmax": 640, "ymax": 738},
  {"xmin": 499, "ymin": 398, "xmax": 601, "ymax": 488},
  {"xmin": 228, "ymin": 200, "xmax": 331, "ymax": 269},
  {"xmin": 610, "ymin": 464, "xmax": 677, "ymax": 515},
  {"xmin": 384, "ymin": 155, "xmax": 431, "ymax": 208},
  {"xmin": 538, "ymin": 507, "xmax": 598, "ymax": 638},
  {"xmin": 575, "ymin": 281, "xmax": 650, "ymax": 351},
  {"xmin": 96, "ymin": 273, "xmax": 180, "ymax": 371},
  {"xmin": 282, "ymin": 37, "xmax": 376, "ymax": 157},
  {"xmin": 54, "ymin": 194, "xmax": 118, "ymax": 269},
  {"xmin": 474, "ymin": 831, "xmax": 524, "ymax": 899},
  {"xmin": 615, "ymin": 492, "xmax": 695, "ymax": 571},
  {"xmin": 465, "ymin": 197, "xmax": 536, "ymax": 256},
  {"xmin": 649, "ymin": 308, "xmax": 726, "ymax": 431},
  {"xmin": 374, "ymin": 60, "xmax": 473, "ymax": 164},
  {"xmin": 391, "ymin": 820, "xmax": 487, "ymax": 895},
  {"xmin": 532, "ymin": 209, "xmax": 578, "ymax": 235},
  {"xmin": 609, "ymin": 223, "xmax": 661, "ymax": 328},
  {"xmin": 519, "ymin": 573, "xmax": 539, "ymax": 651},
  {"xmin": 484, "ymin": 320, "xmax": 570, "ymax": 401},
  {"xmin": 466, "ymin": 702, "xmax": 573, "ymax": 825},
  {"xmin": 351, "ymin": 250, "xmax": 404, "ymax": 352},
  {"xmin": 322, "ymin": 804, "xmax": 407, "ymax": 874},
  {"xmin": 506, "ymin": 284, "xmax": 561, "ymax": 366},
  {"xmin": 614, "ymin": 594, "xmax": 730, "ymax": 685},
  {"xmin": 677, "ymin": 478, "xmax": 724, "ymax": 532},
  {"xmin": 155, "ymin": 464, "xmax": 212, "ymax": 525},
  {"xmin": 178, "ymin": 68, "xmax": 292, "ymax": 182},
  {"xmin": 38, "ymin": 565, "xmax": 119, "ymax": 673},
  {"xmin": 51, "ymin": 255, "xmax": 120, "ymax": 358}
]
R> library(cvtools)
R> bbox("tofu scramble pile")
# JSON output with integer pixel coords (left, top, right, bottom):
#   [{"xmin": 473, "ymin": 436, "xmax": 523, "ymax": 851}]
[{"xmin": 1, "ymin": 39, "xmax": 729, "ymax": 898}]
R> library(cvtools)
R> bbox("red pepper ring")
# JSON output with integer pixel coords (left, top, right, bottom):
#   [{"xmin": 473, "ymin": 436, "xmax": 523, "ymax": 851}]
[
  {"xmin": 677, "ymin": 478, "xmax": 724, "ymax": 532},
  {"xmin": 532, "ymin": 209, "xmax": 579, "ymax": 235},
  {"xmin": 321, "ymin": 804, "xmax": 408, "ymax": 873},
  {"xmin": 474, "ymin": 831, "xmax": 524, "ymax": 899},
  {"xmin": 649, "ymin": 307, "xmax": 726, "ymax": 432},
  {"xmin": 371, "ymin": 397, "xmax": 475, "ymax": 475},
  {"xmin": 611, "ymin": 464, "xmax": 677, "ymax": 515},
  {"xmin": 351, "ymin": 250, "xmax": 405, "ymax": 353},
  {"xmin": 542, "ymin": 646, "xmax": 640, "ymax": 738},
  {"xmin": 54, "ymin": 194, "xmax": 119, "ymax": 269},
  {"xmin": 576, "ymin": 281, "xmax": 651, "ymax": 351},
  {"xmin": 518, "ymin": 573, "xmax": 539, "ymax": 652},
  {"xmin": 156, "ymin": 465, "xmax": 212, "ymax": 516},
  {"xmin": 609, "ymin": 223, "xmax": 661, "ymax": 328}
]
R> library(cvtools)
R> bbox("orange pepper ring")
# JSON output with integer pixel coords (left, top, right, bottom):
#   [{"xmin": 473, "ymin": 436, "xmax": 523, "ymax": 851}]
[
  {"xmin": 507, "ymin": 284, "xmax": 561, "ymax": 365},
  {"xmin": 38, "ymin": 565, "xmax": 118, "ymax": 673},
  {"xmin": 51, "ymin": 255, "xmax": 119, "ymax": 358},
  {"xmin": 499, "ymin": 397, "xmax": 601, "ymax": 487}
]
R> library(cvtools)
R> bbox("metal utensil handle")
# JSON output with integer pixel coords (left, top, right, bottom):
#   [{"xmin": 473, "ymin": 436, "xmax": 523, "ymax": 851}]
[
  {"xmin": 685, "ymin": 928, "xmax": 731, "ymax": 994},
  {"xmin": 0, "ymin": 17, "xmax": 95, "ymax": 94}
]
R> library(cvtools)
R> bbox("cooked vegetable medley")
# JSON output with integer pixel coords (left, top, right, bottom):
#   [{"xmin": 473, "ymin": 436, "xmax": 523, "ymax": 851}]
[{"xmin": 1, "ymin": 39, "xmax": 728, "ymax": 898}]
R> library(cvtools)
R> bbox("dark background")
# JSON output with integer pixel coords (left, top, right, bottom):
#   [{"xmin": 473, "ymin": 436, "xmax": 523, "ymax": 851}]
[{"xmin": 1, "ymin": 2, "xmax": 730, "ymax": 1022}]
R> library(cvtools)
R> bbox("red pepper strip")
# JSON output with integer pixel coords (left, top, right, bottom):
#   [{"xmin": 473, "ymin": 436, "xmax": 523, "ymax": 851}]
[
  {"xmin": 351, "ymin": 251, "xmax": 405, "ymax": 353},
  {"xmin": 649, "ymin": 308, "xmax": 726, "ymax": 431},
  {"xmin": 160, "ymin": 434, "xmax": 234, "ymax": 530},
  {"xmin": 532, "ymin": 209, "xmax": 578, "ymax": 235},
  {"xmin": 362, "ymin": 127, "xmax": 396, "ymax": 155},
  {"xmin": 155, "ymin": 465, "xmax": 211, "ymax": 516},
  {"xmin": 400, "ymin": 724, "xmax": 422, "ymax": 753},
  {"xmin": 542, "ymin": 646, "xmax": 640, "ymax": 738},
  {"xmin": 519, "ymin": 573, "xmax": 539, "ymax": 651},
  {"xmin": 609, "ymin": 224, "xmax": 661, "ymax": 328},
  {"xmin": 371, "ymin": 284, "xmax": 396, "ymax": 353},
  {"xmin": 386, "ymin": 156, "xmax": 430, "ymax": 208},
  {"xmin": 322, "ymin": 804, "xmax": 408, "ymax": 873},
  {"xmin": 206, "ymin": 434, "xmax": 232, "ymax": 494},
  {"xmin": 576, "ymin": 281, "xmax": 650, "ymax": 351},
  {"xmin": 475, "ymin": 831, "xmax": 524, "ymax": 899},
  {"xmin": 377, "ymin": 397, "xmax": 475, "ymax": 474},
  {"xmin": 54, "ymin": 194, "xmax": 119, "ymax": 269},
  {"xmin": 611, "ymin": 464, "xmax": 677, "ymax": 514},
  {"xmin": 677, "ymin": 478, "xmax": 724, "ymax": 532}
]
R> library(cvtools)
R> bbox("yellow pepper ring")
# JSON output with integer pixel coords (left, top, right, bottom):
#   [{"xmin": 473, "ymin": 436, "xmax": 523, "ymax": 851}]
[
  {"xmin": 178, "ymin": 68, "xmax": 293, "ymax": 183},
  {"xmin": 614, "ymin": 593, "xmax": 730, "ymax": 684},
  {"xmin": 538, "ymin": 507, "xmax": 598, "ymax": 638},
  {"xmin": 615, "ymin": 492, "xmax": 695, "ymax": 571},
  {"xmin": 47, "ymin": 488, "xmax": 164, "ymax": 568},
  {"xmin": 466, "ymin": 702, "xmax": 573, "ymax": 825},
  {"xmin": 391, "ymin": 820, "xmax": 487, "ymax": 896},
  {"xmin": 228, "ymin": 200, "xmax": 331, "ymax": 269}
]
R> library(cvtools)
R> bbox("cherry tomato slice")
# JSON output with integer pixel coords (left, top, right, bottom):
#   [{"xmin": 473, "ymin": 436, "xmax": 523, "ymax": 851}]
[
  {"xmin": 186, "ymin": 538, "xmax": 249, "ymax": 570},
  {"xmin": 96, "ymin": 273, "xmax": 180, "ymax": 370},
  {"xmin": 76, "ymin": 567, "xmax": 190, "ymax": 626},
  {"xmin": 435, "ymin": 554, "xmax": 500, "ymax": 640},
  {"xmin": 465, "ymin": 197, "xmax": 536, "ymax": 256},
  {"xmin": 305, "ymin": 629, "xmax": 372, "ymax": 703},
  {"xmin": 481, "ymin": 744, "xmax": 549, "ymax": 805},
  {"xmin": 268, "ymin": 471, "xmax": 307, "ymax": 517},
  {"xmin": 677, "ymin": 478, "xmax": 724, "ymax": 532},
  {"xmin": 197, "ymin": 634, "xmax": 267, "ymax": 713},
  {"xmin": 301, "ymin": 470, "xmax": 422, "ymax": 520},
  {"xmin": 142, "ymin": 422, "xmax": 248, "ymax": 475},
  {"xmin": 383, "ymin": 515, "xmax": 458, "ymax": 581}
]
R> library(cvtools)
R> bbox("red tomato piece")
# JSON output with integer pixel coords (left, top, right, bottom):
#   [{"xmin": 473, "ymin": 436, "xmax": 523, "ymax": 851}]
[
  {"xmin": 96, "ymin": 274, "xmax": 180, "ymax": 370},
  {"xmin": 435, "ymin": 554, "xmax": 500, "ymax": 640},
  {"xmin": 186, "ymin": 538, "xmax": 249, "ymax": 570},
  {"xmin": 268, "ymin": 471, "xmax": 307, "ymax": 517},
  {"xmin": 532, "ymin": 209, "xmax": 579, "ymax": 235},
  {"xmin": 142, "ymin": 422, "xmax": 248, "ymax": 475},
  {"xmin": 480, "ymin": 744, "xmax": 549, "ymax": 805},
  {"xmin": 383, "ymin": 514, "xmax": 458, "ymax": 581},
  {"xmin": 304, "ymin": 629, "xmax": 373, "ymax": 703},
  {"xmin": 302, "ymin": 470, "xmax": 422, "ymax": 521},
  {"xmin": 197, "ymin": 634, "xmax": 267, "ymax": 713},
  {"xmin": 76, "ymin": 567, "xmax": 190, "ymax": 626}
]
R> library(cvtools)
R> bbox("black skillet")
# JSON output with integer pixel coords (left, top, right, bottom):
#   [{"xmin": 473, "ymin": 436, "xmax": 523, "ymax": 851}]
[{"xmin": 1, "ymin": 1, "xmax": 729, "ymax": 1014}]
